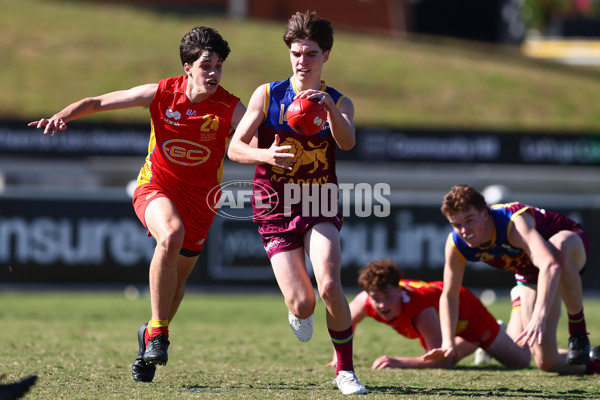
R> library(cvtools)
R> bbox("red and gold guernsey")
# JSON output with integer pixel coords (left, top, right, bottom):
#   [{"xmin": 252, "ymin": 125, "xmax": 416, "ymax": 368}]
[
  {"xmin": 363, "ymin": 280, "xmax": 499, "ymax": 349},
  {"xmin": 252, "ymin": 77, "xmax": 345, "ymax": 222},
  {"xmin": 365, "ymin": 280, "xmax": 444, "ymax": 341},
  {"xmin": 136, "ymin": 75, "xmax": 240, "ymax": 203}
]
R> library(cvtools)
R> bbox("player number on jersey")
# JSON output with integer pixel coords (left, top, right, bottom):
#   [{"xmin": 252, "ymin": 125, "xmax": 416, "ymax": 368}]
[{"xmin": 201, "ymin": 114, "xmax": 220, "ymax": 132}]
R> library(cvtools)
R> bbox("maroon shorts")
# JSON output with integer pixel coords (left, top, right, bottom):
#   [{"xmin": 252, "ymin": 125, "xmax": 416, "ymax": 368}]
[
  {"xmin": 258, "ymin": 214, "xmax": 343, "ymax": 259},
  {"xmin": 133, "ymin": 182, "xmax": 215, "ymax": 254},
  {"xmin": 515, "ymin": 227, "xmax": 591, "ymax": 284}
]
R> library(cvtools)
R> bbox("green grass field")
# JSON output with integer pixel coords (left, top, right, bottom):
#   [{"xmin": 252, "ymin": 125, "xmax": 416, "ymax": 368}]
[
  {"xmin": 2, "ymin": 1, "xmax": 600, "ymax": 398},
  {"xmin": 3, "ymin": 0, "xmax": 600, "ymax": 131},
  {"xmin": 2, "ymin": 291, "xmax": 599, "ymax": 399}
]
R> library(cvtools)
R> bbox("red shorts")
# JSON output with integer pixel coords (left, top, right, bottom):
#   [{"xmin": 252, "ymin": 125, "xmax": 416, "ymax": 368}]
[
  {"xmin": 133, "ymin": 181, "xmax": 216, "ymax": 254},
  {"xmin": 258, "ymin": 214, "xmax": 343, "ymax": 259},
  {"xmin": 457, "ymin": 287, "xmax": 501, "ymax": 349}
]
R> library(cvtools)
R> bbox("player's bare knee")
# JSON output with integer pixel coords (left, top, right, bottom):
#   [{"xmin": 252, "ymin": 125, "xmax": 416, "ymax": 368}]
[
  {"xmin": 317, "ymin": 279, "xmax": 342, "ymax": 305},
  {"xmin": 288, "ymin": 297, "xmax": 315, "ymax": 319},
  {"xmin": 156, "ymin": 227, "xmax": 185, "ymax": 254}
]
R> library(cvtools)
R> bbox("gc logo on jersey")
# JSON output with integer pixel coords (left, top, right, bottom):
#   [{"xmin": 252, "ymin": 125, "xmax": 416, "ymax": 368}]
[{"xmin": 162, "ymin": 139, "xmax": 211, "ymax": 166}]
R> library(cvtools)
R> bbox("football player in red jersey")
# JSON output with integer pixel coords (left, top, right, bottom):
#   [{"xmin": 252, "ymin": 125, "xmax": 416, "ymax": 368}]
[
  {"xmin": 424, "ymin": 184, "xmax": 598, "ymax": 375},
  {"xmin": 328, "ymin": 259, "xmax": 530, "ymax": 369},
  {"xmin": 29, "ymin": 26, "xmax": 246, "ymax": 383}
]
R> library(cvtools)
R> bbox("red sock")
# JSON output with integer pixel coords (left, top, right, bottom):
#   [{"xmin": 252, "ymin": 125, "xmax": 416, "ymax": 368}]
[
  {"xmin": 568, "ymin": 309, "xmax": 587, "ymax": 336},
  {"xmin": 150, "ymin": 326, "xmax": 169, "ymax": 339},
  {"xmin": 144, "ymin": 326, "xmax": 150, "ymax": 346},
  {"xmin": 146, "ymin": 322, "xmax": 169, "ymax": 344},
  {"xmin": 329, "ymin": 326, "xmax": 354, "ymax": 374}
]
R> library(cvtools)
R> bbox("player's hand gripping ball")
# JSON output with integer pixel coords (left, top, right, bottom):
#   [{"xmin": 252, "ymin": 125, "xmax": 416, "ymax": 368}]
[{"xmin": 286, "ymin": 97, "xmax": 328, "ymax": 136}]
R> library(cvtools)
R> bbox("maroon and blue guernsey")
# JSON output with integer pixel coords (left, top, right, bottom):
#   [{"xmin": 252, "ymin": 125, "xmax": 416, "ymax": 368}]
[
  {"xmin": 252, "ymin": 77, "xmax": 346, "ymax": 222},
  {"xmin": 450, "ymin": 202, "xmax": 589, "ymax": 283}
]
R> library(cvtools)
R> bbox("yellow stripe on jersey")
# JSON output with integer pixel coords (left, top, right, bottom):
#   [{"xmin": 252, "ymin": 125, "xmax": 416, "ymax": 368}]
[
  {"xmin": 290, "ymin": 77, "xmax": 327, "ymax": 94},
  {"xmin": 279, "ymin": 103, "xmax": 286, "ymax": 125},
  {"xmin": 210, "ymin": 100, "xmax": 234, "ymax": 107},
  {"xmin": 399, "ymin": 280, "xmax": 438, "ymax": 293},
  {"xmin": 507, "ymin": 206, "xmax": 531, "ymax": 247},
  {"xmin": 263, "ymin": 83, "xmax": 270, "ymax": 122},
  {"xmin": 136, "ymin": 119, "xmax": 157, "ymax": 186},
  {"xmin": 215, "ymin": 137, "xmax": 230, "ymax": 188},
  {"xmin": 450, "ymin": 233, "xmax": 467, "ymax": 262},
  {"xmin": 455, "ymin": 319, "xmax": 468, "ymax": 335}
]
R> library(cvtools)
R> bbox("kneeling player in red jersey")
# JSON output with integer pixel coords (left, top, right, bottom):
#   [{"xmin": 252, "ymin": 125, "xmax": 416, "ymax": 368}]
[{"xmin": 328, "ymin": 259, "xmax": 530, "ymax": 369}]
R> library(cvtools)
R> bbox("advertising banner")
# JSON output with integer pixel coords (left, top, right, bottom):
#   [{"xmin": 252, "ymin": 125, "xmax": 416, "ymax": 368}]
[
  {"xmin": 1, "ymin": 195, "xmax": 598, "ymax": 291},
  {"xmin": 4, "ymin": 120, "xmax": 599, "ymax": 166}
]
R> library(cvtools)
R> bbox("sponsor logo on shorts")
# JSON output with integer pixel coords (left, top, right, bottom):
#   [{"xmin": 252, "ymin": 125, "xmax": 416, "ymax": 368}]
[{"xmin": 265, "ymin": 238, "xmax": 285, "ymax": 252}]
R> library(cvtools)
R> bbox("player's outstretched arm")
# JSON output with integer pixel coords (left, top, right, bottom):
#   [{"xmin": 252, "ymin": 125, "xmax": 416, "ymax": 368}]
[
  {"xmin": 28, "ymin": 83, "xmax": 158, "ymax": 136},
  {"xmin": 424, "ymin": 236, "xmax": 466, "ymax": 361},
  {"xmin": 373, "ymin": 308, "xmax": 459, "ymax": 369},
  {"xmin": 373, "ymin": 353, "xmax": 455, "ymax": 369}
]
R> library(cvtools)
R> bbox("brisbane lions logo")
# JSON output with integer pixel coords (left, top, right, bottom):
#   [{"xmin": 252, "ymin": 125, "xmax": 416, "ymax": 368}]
[
  {"xmin": 272, "ymin": 137, "xmax": 329, "ymax": 176},
  {"xmin": 162, "ymin": 139, "xmax": 211, "ymax": 166}
]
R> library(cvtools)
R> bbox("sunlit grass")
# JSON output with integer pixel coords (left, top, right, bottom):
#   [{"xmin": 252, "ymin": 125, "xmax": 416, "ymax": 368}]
[
  {"xmin": 1, "ymin": 291, "xmax": 599, "ymax": 399},
  {"xmin": 2, "ymin": 0, "xmax": 600, "ymax": 131}
]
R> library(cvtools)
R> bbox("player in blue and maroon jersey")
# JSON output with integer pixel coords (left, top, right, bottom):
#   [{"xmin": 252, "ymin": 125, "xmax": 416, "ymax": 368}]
[
  {"xmin": 327, "ymin": 259, "xmax": 530, "ymax": 370},
  {"xmin": 29, "ymin": 26, "xmax": 246, "ymax": 383},
  {"xmin": 424, "ymin": 184, "xmax": 598, "ymax": 375},
  {"xmin": 227, "ymin": 10, "xmax": 366, "ymax": 395}
]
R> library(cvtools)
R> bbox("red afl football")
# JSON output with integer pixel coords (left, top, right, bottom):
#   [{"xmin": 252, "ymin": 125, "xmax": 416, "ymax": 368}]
[{"xmin": 286, "ymin": 97, "xmax": 328, "ymax": 136}]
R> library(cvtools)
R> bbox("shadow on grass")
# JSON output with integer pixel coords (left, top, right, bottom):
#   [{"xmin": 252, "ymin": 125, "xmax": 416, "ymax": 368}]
[
  {"xmin": 453, "ymin": 365, "xmax": 536, "ymax": 371},
  {"xmin": 182, "ymin": 382, "xmax": 593, "ymax": 399},
  {"xmin": 366, "ymin": 385, "xmax": 591, "ymax": 399},
  {"xmin": 181, "ymin": 376, "xmax": 590, "ymax": 400},
  {"xmin": 182, "ymin": 382, "xmax": 320, "ymax": 393}
]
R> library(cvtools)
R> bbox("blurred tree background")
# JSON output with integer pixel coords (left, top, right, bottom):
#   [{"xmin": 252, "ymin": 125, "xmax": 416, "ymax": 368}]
[{"xmin": 523, "ymin": 0, "xmax": 599, "ymax": 34}]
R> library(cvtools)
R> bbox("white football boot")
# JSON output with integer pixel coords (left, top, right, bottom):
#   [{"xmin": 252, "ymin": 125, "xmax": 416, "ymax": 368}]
[
  {"xmin": 474, "ymin": 319, "xmax": 506, "ymax": 366},
  {"xmin": 288, "ymin": 311, "xmax": 313, "ymax": 342},
  {"xmin": 333, "ymin": 370, "xmax": 367, "ymax": 395},
  {"xmin": 474, "ymin": 347, "xmax": 492, "ymax": 366}
]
